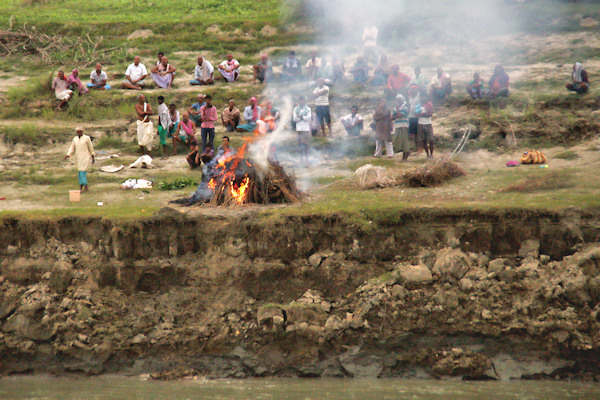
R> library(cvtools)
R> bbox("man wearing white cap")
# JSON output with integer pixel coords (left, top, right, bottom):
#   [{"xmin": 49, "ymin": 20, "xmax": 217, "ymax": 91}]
[{"xmin": 64, "ymin": 127, "xmax": 95, "ymax": 192}]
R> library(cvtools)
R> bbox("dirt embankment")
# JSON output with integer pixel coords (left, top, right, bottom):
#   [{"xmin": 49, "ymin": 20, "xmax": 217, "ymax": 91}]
[{"xmin": 1, "ymin": 208, "xmax": 600, "ymax": 380}]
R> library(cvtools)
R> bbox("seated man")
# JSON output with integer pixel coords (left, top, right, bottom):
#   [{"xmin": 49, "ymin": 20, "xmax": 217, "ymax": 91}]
[
  {"xmin": 305, "ymin": 51, "xmax": 322, "ymax": 83},
  {"xmin": 409, "ymin": 66, "xmax": 428, "ymax": 96},
  {"xmin": 430, "ymin": 67, "xmax": 452, "ymax": 102},
  {"xmin": 370, "ymin": 54, "xmax": 391, "ymax": 86},
  {"xmin": 466, "ymin": 72, "xmax": 485, "ymax": 99},
  {"xmin": 385, "ymin": 65, "xmax": 410, "ymax": 98},
  {"xmin": 253, "ymin": 54, "xmax": 273, "ymax": 85},
  {"xmin": 222, "ymin": 99, "xmax": 241, "ymax": 132},
  {"xmin": 341, "ymin": 105, "xmax": 364, "ymax": 137},
  {"xmin": 349, "ymin": 57, "xmax": 369, "ymax": 83},
  {"xmin": 122, "ymin": 56, "xmax": 148, "ymax": 90},
  {"xmin": 199, "ymin": 144, "xmax": 214, "ymax": 165},
  {"xmin": 237, "ymin": 97, "xmax": 262, "ymax": 132},
  {"xmin": 186, "ymin": 142, "xmax": 201, "ymax": 169},
  {"xmin": 151, "ymin": 56, "xmax": 176, "ymax": 89},
  {"xmin": 218, "ymin": 53, "xmax": 240, "ymax": 82},
  {"xmin": 566, "ymin": 62, "xmax": 590, "ymax": 94},
  {"xmin": 282, "ymin": 51, "xmax": 301, "ymax": 82},
  {"xmin": 261, "ymin": 100, "xmax": 280, "ymax": 132},
  {"xmin": 87, "ymin": 63, "xmax": 111, "ymax": 90},
  {"xmin": 190, "ymin": 56, "xmax": 214, "ymax": 85},
  {"xmin": 67, "ymin": 69, "xmax": 88, "ymax": 95},
  {"xmin": 210, "ymin": 136, "xmax": 235, "ymax": 166},
  {"xmin": 52, "ymin": 70, "xmax": 73, "ymax": 111},
  {"xmin": 488, "ymin": 64, "xmax": 510, "ymax": 98},
  {"xmin": 176, "ymin": 113, "xmax": 197, "ymax": 148},
  {"xmin": 188, "ymin": 94, "xmax": 206, "ymax": 128}
]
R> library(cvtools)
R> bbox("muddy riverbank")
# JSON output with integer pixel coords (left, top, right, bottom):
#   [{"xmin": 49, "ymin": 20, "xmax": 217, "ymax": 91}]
[{"xmin": 1, "ymin": 208, "xmax": 600, "ymax": 380}]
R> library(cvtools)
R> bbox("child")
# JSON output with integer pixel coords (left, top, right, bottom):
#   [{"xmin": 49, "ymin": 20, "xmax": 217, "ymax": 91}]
[{"xmin": 186, "ymin": 142, "xmax": 201, "ymax": 169}]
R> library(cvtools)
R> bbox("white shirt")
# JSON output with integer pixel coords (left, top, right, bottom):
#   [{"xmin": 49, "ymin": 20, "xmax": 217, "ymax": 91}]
[
  {"xmin": 341, "ymin": 113, "xmax": 363, "ymax": 126},
  {"xmin": 363, "ymin": 26, "xmax": 378, "ymax": 47},
  {"xmin": 158, "ymin": 103, "xmax": 170, "ymax": 130},
  {"xmin": 194, "ymin": 60, "xmax": 214, "ymax": 81},
  {"xmin": 305, "ymin": 58, "xmax": 322, "ymax": 69},
  {"xmin": 219, "ymin": 59, "xmax": 239, "ymax": 72},
  {"xmin": 293, "ymin": 105, "xmax": 312, "ymax": 132},
  {"xmin": 90, "ymin": 70, "xmax": 107, "ymax": 85},
  {"xmin": 125, "ymin": 63, "xmax": 148, "ymax": 81},
  {"xmin": 313, "ymin": 85, "xmax": 329, "ymax": 106}
]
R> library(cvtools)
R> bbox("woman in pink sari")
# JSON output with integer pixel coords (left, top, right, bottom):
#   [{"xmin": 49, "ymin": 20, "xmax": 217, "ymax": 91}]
[{"xmin": 67, "ymin": 69, "xmax": 88, "ymax": 95}]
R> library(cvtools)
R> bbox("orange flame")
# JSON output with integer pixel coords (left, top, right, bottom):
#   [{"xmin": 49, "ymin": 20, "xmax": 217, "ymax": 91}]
[
  {"xmin": 205, "ymin": 119, "xmax": 265, "ymax": 205},
  {"xmin": 229, "ymin": 176, "xmax": 250, "ymax": 204}
]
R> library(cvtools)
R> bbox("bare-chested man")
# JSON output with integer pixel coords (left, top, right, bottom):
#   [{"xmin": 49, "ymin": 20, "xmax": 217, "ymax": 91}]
[{"xmin": 135, "ymin": 94, "xmax": 154, "ymax": 154}]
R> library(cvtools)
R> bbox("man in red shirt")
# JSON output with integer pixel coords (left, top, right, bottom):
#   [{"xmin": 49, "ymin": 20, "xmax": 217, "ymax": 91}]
[{"xmin": 385, "ymin": 65, "xmax": 410, "ymax": 99}]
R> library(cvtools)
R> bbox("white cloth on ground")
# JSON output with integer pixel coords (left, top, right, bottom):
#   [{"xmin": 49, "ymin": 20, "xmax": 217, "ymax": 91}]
[
  {"xmin": 120, "ymin": 178, "xmax": 153, "ymax": 189},
  {"xmin": 128, "ymin": 155, "xmax": 154, "ymax": 169}
]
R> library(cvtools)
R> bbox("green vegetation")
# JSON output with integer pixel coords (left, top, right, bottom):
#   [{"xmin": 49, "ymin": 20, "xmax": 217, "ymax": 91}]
[{"xmin": 158, "ymin": 178, "xmax": 198, "ymax": 191}]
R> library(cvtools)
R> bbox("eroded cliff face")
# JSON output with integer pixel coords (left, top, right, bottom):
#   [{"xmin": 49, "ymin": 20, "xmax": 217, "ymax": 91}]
[{"xmin": 1, "ymin": 208, "xmax": 600, "ymax": 380}]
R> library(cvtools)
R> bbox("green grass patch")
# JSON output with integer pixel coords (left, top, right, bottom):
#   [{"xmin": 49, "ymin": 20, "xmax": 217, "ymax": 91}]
[{"xmin": 158, "ymin": 178, "xmax": 198, "ymax": 191}]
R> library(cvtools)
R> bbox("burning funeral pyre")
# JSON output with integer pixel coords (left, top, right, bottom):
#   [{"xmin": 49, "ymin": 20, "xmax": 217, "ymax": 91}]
[{"xmin": 175, "ymin": 142, "xmax": 302, "ymax": 206}]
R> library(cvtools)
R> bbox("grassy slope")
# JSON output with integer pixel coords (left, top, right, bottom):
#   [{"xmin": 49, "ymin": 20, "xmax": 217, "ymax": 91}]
[{"xmin": 2, "ymin": 0, "xmax": 600, "ymax": 220}]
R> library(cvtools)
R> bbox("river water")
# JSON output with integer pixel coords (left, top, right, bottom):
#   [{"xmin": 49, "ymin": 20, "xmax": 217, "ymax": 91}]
[{"xmin": 1, "ymin": 377, "xmax": 600, "ymax": 400}]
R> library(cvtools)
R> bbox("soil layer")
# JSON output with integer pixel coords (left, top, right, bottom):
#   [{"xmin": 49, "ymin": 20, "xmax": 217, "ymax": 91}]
[{"xmin": 2, "ymin": 208, "xmax": 600, "ymax": 380}]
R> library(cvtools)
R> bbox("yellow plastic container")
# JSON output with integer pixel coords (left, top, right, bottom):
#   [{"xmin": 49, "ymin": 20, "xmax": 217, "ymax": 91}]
[{"xmin": 69, "ymin": 190, "xmax": 81, "ymax": 202}]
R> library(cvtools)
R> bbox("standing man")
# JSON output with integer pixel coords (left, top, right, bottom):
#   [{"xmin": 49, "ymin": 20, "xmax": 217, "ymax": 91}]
[
  {"xmin": 392, "ymin": 95, "xmax": 410, "ymax": 160},
  {"xmin": 156, "ymin": 95, "xmax": 170, "ymax": 158},
  {"xmin": 407, "ymin": 85, "xmax": 420, "ymax": 149},
  {"xmin": 373, "ymin": 98, "xmax": 394, "ymax": 158},
  {"xmin": 64, "ymin": 127, "xmax": 95, "ymax": 193},
  {"xmin": 135, "ymin": 94, "xmax": 154, "ymax": 154},
  {"xmin": 362, "ymin": 25, "xmax": 378, "ymax": 63},
  {"xmin": 122, "ymin": 56, "xmax": 148, "ymax": 90},
  {"xmin": 416, "ymin": 96, "xmax": 435, "ymax": 159},
  {"xmin": 222, "ymin": 99, "xmax": 240, "ymax": 132},
  {"xmin": 312, "ymin": 78, "xmax": 331, "ymax": 136},
  {"xmin": 218, "ymin": 53, "xmax": 240, "ymax": 82},
  {"xmin": 190, "ymin": 56, "xmax": 215, "ymax": 85},
  {"xmin": 293, "ymin": 96, "xmax": 312, "ymax": 165},
  {"xmin": 341, "ymin": 105, "xmax": 364, "ymax": 137},
  {"xmin": 200, "ymin": 94, "xmax": 218, "ymax": 151},
  {"xmin": 87, "ymin": 63, "xmax": 111, "ymax": 90}
]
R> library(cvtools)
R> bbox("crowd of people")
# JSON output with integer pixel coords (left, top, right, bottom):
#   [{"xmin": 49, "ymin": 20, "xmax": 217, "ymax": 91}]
[{"xmin": 58, "ymin": 39, "xmax": 591, "ymax": 190}]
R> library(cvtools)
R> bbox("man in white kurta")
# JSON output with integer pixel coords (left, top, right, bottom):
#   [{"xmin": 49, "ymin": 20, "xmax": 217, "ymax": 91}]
[
  {"xmin": 64, "ymin": 127, "xmax": 95, "ymax": 192},
  {"xmin": 135, "ymin": 94, "xmax": 154, "ymax": 154},
  {"xmin": 218, "ymin": 53, "xmax": 240, "ymax": 82}
]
